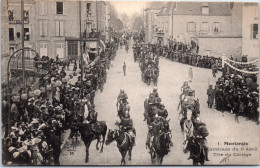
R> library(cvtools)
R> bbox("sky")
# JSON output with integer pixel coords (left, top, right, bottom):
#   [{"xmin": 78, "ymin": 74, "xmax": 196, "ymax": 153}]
[{"xmin": 110, "ymin": 1, "xmax": 146, "ymax": 17}]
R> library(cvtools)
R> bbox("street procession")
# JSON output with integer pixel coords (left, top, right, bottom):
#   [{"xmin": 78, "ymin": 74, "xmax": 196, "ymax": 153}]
[{"xmin": 1, "ymin": 0, "xmax": 260, "ymax": 166}]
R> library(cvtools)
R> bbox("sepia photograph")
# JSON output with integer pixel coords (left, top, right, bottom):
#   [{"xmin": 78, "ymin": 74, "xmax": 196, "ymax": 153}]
[{"xmin": 1, "ymin": 0, "xmax": 259, "ymax": 166}]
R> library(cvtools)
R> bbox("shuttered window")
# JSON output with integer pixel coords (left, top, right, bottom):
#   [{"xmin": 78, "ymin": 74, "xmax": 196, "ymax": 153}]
[
  {"xmin": 187, "ymin": 22, "xmax": 196, "ymax": 33},
  {"xmin": 201, "ymin": 22, "xmax": 209, "ymax": 33},
  {"xmin": 253, "ymin": 24, "xmax": 258, "ymax": 39},
  {"xmin": 39, "ymin": 21, "xmax": 48, "ymax": 36},
  {"xmin": 55, "ymin": 21, "xmax": 64, "ymax": 36},
  {"xmin": 39, "ymin": 2, "xmax": 47, "ymax": 15},
  {"xmin": 213, "ymin": 22, "xmax": 221, "ymax": 33}
]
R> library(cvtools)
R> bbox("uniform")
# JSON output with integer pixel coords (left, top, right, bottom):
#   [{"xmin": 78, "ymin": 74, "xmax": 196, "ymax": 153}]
[{"xmin": 193, "ymin": 122, "xmax": 210, "ymax": 161}]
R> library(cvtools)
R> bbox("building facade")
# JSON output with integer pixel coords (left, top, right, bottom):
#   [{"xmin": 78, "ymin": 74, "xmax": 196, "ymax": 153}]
[
  {"xmin": 242, "ymin": 3, "xmax": 259, "ymax": 60},
  {"xmin": 145, "ymin": 2, "xmax": 254, "ymax": 59},
  {"xmin": 7, "ymin": 0, "xmax": 36, "ymax": 56},
  {"xmin": 3, "ymin": 0, "xmax": 110, "ymax": 60}
]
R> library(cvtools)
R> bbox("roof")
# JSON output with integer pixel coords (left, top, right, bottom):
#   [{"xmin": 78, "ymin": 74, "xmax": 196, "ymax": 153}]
[
  {"xmin": 8, "ymin": 0, "xmax": 35, "ymax": 4},
  {"xmin": 157, "ymin": 2, "xmax": 232, "ymax": 16},
  {"xmin": 145, "ymin": 1, "xmax": 168, "ymax": 10}
]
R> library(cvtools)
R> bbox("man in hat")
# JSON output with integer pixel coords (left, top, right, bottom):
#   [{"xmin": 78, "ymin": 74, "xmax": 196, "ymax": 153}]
[
  {"xmin": 158, "ymin": 103, "xmax": 168, "ymax": 119},
  {"xmin": 86, "ymin": 107, "xmax": 98, "ymax": 133},
  {"xmin": 123, "ymin": 62, "xmax": 126, "ymax": 76},
  {"xmin": 119, "ymin": 109, "xmax": 136, "ymax": 145},
  {"xmin": 207, "ymin": 85, "xmax": 215, "ymax": 108},
  {"xmin": 193, "ymin": 120, "xmax": 210, "ymax": 161},
  {"xmin": 89, "ymin": 29, "xmax": 97, "ymax": 38},
  {"xmin": 146, "ymin": 114, "xmax": 163, "ymax": 147}
]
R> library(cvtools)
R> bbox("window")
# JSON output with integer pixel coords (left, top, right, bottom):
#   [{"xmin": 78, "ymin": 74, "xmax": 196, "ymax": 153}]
[
  {"xmin": 8, "ymin": 10, "xmax": 14, "ymax": 21},
  {"xmin": 23, "ymin": 10, "xmax": 29, "ymax": 22},
  {"xmin": 39, "ymin": 21, "xmax": 48, "ymax": 37},
  {"xmin": 68, "ymin": 41, "xmax": 78, "ymax": 56},
  {"xmin": 39, "ymin": 2, "xmax": 47, "ymax": 15},
  {"xmin": 56, "ymin": 21, "xmax": 64, "ymax": 36},
  {"xmin": 187, "ymin": 22, "xmax": 196, "ymax": 33},
  {"xmin": 56, "ymin": 2, "xmax": 63, "ymax": 14},
  {"xmin": 24, "ymin": 28, "xmax": 30, "ymax": 40},
  {"xmin": 40, "ymin": 43, "xmax": 48, "ymax": 57},
  {"xmin": 87, "ymin": 3, "xmax": 92, "ymax": 15},
  {"xmin": 213, "ymin": 22, "xmax": 221, "ymax": 33},
  {"xmin": 9, "ymin": 47, "xmax": 15, "ymax": 55},
  {"xmin": 9, "ymin": 28, "xmax": 14, "ymax": 40},
  {"xmin": 253, "ymin": 24, "xmax": 258, "ymax": 39},
  {"xmin": 202, "ymin": 6, "xmax": 209, "ymax": 15},
  {"xmin": 201, "ymin": 22, "xmax": 209, "ymax": 33}
]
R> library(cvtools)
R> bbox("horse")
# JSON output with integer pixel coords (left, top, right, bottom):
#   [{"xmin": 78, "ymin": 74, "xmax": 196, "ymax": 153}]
[
  {"xmin": 105, "ymin": 129, "xmax": 135, "ymax": 165},
  {"xmin": 77, "ymin": 121, "xmax": 107, "ymax": 163},
  {"xmin": 116, "ymin": 100, "xmax": 126, "ymax": 119},
  {"xmin": 147, "ymin": 131, "xmax": 172, "ymax": 165},
  {"xmin": 183, "ymin": 136, "xmax": 206, "ymax": 165}
]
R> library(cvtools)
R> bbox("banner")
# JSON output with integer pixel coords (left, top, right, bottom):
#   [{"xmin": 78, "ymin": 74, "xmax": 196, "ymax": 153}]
[
  {"xmin": 224, "ymin": 61, "xmax": 259, "ymax": 75},
  {"xmin": 226, "ymin": 58, "xmax": 259, "ymax": 65}
]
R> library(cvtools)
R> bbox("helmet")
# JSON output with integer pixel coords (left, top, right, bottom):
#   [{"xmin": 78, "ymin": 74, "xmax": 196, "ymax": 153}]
[
  {"xmin": 125, "ymin": 111, "xmax": 130, "ymax": 118},
  {"xmin": 120, "ymin": 88, "xmax": 124, "ymax": 93},
  {"xmin": 153, "ymin": 87, "xmax": 157, "ymax": 92}
]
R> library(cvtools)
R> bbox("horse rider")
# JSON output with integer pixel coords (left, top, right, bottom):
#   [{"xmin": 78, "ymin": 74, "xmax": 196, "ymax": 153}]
[
  {"xmin": 181, "ymin": 81, "xmax": 190, "ymax": 95},
  {"xmin": 183, "ymin": 109, "xmax": 194, "ymax": 159},
  {"xmin": 86, "ymin": 107, "xmax": 98, "ymax": 135},
  {"xmin": 146, "ymin": 114, "xmax": 163, "ymax": 147},
  {"xmin": 193, "ymin": 120, "xmax": 210, "ymax": 161},
  {"xmin": 158, "ymin": 103, "xmax": 168, "ymax": 119},
  {"xmin": 119, "ymin": 109, "xmax": 136, "ymax": 145},
  {"xmin": 117, "ymin": 89, "xmax": 128, "ymax": 104}
]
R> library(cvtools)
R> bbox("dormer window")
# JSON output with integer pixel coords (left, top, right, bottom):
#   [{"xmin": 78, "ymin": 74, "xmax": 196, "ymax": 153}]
[
  {"xmin": 163, "ymin": 7, "xmax": 167, "ymax": 13},
  {"xmin": 202, "ymin": 6, "xmax": 209, "ymax": 14},
  {"xmin": 202, "ymin": 3, "xmax": 209, "ymax": 15}
]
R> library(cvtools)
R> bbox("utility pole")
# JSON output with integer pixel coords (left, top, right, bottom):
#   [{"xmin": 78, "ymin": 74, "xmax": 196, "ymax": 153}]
[
  {"xmin": 21, "ymin": 0, "xmax": 25, "ymax": 88},
  {"xmin": 79, "ymin": 1, "xmax": 83, "ymax": 83},
  {"xmin": 171, "ymin": 5, "xmax": 173, "ymax": 40},
  {"xmin": 96, "ymin": 0, "xmax": 100, "ymax": 55}
]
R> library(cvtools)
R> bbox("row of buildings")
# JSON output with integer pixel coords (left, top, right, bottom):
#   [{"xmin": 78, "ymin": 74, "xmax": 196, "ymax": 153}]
[
  {"xmin": 144, "ymin": 2, "xmax": 259, "ymax": 60},
  {"xmin": 1, "ymin": 0, "xmax": 111, "ymax": 60}
]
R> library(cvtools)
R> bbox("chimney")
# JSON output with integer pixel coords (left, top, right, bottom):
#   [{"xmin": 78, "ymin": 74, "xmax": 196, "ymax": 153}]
[{"xmin": 230, "ymin": 2, "xmax": 234, "ymax": 10}]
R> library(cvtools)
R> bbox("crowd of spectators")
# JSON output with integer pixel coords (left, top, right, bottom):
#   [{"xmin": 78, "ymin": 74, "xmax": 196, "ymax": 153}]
[{"xmin": 2, "ymin": 40, "xmax": 118, "ymax": 165}]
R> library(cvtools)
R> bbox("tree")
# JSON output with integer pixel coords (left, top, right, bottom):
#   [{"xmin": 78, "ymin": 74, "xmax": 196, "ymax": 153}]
[
  {"xmin": 132, "ymin": 16, "xmax": 144, "ymax": 32},
  {"xmin": 109, "ymin": 4, "xmax": 124, "ymax": 31}
]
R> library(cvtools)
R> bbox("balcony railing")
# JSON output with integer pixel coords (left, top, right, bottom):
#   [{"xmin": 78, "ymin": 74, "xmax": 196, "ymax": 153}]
[
  {"xmin": 9, "ymin": 20, "xmax": 29, "ymax": 24},
  {"xmin": 156, "ymin": 28, "xmax": 164, "ymax": 34}
]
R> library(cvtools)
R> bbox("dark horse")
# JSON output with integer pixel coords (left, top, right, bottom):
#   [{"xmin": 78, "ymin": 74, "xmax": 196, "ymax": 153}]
[
  {"xmin": 105, "ymin": 129, "xmax": 135, "ymax": 165},
  {"xmin": 116, "ymin": 100, "xmax": 126, "ymax": 119},
  {"xmin": 147, "ymin": 131, "xmax": 172, "ymax": 165},
  {"xmin": 77, "ymin": 121, "xmax": 107, "ymax": 163},
  {"xmin": 183, "ymin": 136, "xmax": 206, "ymax": 165}
]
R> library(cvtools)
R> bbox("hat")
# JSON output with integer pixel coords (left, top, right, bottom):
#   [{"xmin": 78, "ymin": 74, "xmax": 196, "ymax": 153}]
[
  {"xmin": 13, "ymin": 152, "xmax": 20, "ymax": 158},
  {"xmin": 42, "ymin": 141, "xmax": 48, "ymax": 148},
  {"xmin": 54, "ymin": 106, "xmax": 62, "ymax": 111},
  {"xmin": 31, "ymin": 118, "xmax": 39, "ymax": 124},
  {"xmin": 8, "ymin": 147, "xmax": 16, "ymax": 152},
  {"xmin": 18, "ymin": 146, "xmax": 27, "ymax": 153},
  {"xmin": 11, "ymin": 126, "xmax": 18, "ymax": 131},
  {"xmin": 28, "ymin": 98, "xmax": 35, "ymax": 102},
  {"xmin": 40, "ymin": 105, "xmax": 46, "ymax": 109}
]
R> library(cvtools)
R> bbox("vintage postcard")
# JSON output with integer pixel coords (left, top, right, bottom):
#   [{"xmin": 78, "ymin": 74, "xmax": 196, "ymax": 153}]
[{"xmin": 1, "ymin": 0, "xmax": 259, "ymax": 166}]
